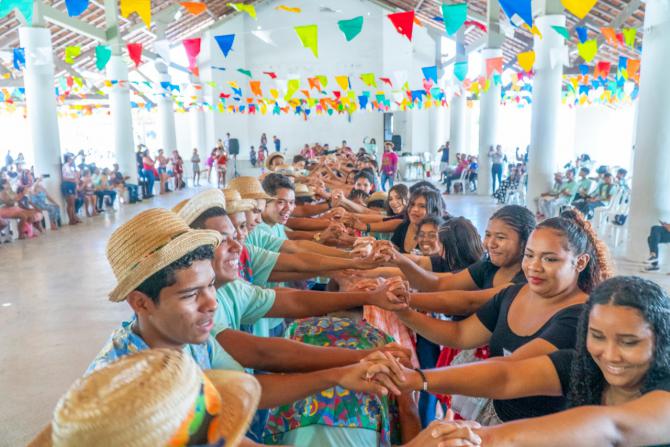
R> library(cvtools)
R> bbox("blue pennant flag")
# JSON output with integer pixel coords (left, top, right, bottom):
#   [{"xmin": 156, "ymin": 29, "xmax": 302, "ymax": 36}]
[
  {"xmin": 575, "ymin": 26, "xmax": 588, "ymax": 44},
  {"xmin": 13, "ymin": 47, "xmax": 25, "ymax": 70},
  {"xmin": 579, "ymin": 64, "xmax": 590, "ymax": 76},
  {"xmin": 358, "ymin": 95, "xmax": 369, "ymax": 109},
  {"xmin": 65, "ymin": 0, "xmax": 88, "ymax": 17},
  {"xmin": 421, "ymin": 65, "xmax": 438, "ymax": 83},
  {"xmin": 214, "ymin": 34, "xmax": 235, "ymax": 57}
]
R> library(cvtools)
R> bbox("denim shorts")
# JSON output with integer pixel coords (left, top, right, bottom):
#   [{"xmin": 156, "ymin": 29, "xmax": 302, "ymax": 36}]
[{"xmin": 61, "ymin": 181, "xmax": 77, "ymax": 196}]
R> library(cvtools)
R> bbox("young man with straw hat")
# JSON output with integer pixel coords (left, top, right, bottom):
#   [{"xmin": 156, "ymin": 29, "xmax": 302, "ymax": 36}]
[
  {"xmin": 87, "ymin": 207, "xmax": 409, "ymax": 441},
  {"xmin": 30, "ymin": 349, "xmax": 261, "ymax": 447},
  {"xmin": 265, "ymin": 152, "xmax": 285, "ymax": 172}
]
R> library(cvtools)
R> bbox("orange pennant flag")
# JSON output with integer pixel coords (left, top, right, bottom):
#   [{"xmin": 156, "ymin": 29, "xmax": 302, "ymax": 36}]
[
  {"xmin": 180, "ymin": 2, "xmax": 207, "ymax": 15},
  {"xmin": 601, "ymin": 27, "xmax": 617, "ymax": 46},
  {"xmin": 627, "ymin": 59, "xmax": 640, "ymax": 82},
  {"xmin": 249, "ymin": 80, "xmax": 262, "ymax": 96}
]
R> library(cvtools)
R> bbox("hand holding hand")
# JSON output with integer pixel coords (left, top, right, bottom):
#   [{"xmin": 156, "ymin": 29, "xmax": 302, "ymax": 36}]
[{"xmin": 403, "ymin": 410, "xmax": 482, "ymax": 447}]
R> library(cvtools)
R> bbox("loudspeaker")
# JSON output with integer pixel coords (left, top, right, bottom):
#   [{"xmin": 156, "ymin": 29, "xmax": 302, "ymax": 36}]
[
  {"xmin": 228, "ymin": 138, "xmax": 239, "ymax": 155},
  {"xmin": 391, "ymin": 134, "xmax": 402, "ymax": 152}
]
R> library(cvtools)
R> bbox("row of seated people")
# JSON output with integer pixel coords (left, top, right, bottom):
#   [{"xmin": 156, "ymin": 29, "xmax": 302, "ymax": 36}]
[{"xmin": 29, "ymin": 145, "xmax": 670, "ymax": 447}]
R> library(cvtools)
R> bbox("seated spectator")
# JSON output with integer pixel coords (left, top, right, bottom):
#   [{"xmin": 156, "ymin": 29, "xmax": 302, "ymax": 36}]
[
  {"xmin": 537, "ymin": 168, "xmax": 579, "ymax": 219},
  {"xmin": 0, "ymin": 177, "xmax": 43, "ymax": 238},
  {"xmin": 110, "ymin": 163, "xmax": 139, "ymax": 204},
  {"xmin": 574, "ymin": 172, "xmax": 616, "ymax": 219},
  {"xmin": 79, "ymin": 168, "xmax": 98, "ymax": 217},
  {"xmin": 644, "ymin": 221, "xmax": 670, "ymax": 271},
  {"xmin": 95, "ymin": 168, "xmax": 117, "ymax": 211},
  {"xmin": 467, "ymin": 155, "xmax": 478, "ymax": 192},
  {"xmin": 573, "ymin": 167, "xmax": 593, "ymax": 202},
  {"xmin": 493, "ymin": 166, "xmax": 522, "ymax": 204},
  {"xmin": 444, "ymin": 155, "xmax": 469, "ymax": 194},
  {"xmin": 27, "ymin": 171, "xmax": 61, "ymax": 230},
  {"xmin": 615, "ymin": 167, "xmax": 628, "ymax": 189}
]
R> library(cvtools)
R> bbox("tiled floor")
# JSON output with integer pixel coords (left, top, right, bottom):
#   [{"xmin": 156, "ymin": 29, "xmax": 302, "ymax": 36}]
[{"xmin": 1, "ymin": 184, "xmax": 667, "ymax": 446}]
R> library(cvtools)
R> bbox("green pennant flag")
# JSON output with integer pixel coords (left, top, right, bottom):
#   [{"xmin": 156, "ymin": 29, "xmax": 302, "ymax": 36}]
[
  {"xmin": 285, "ymin": 79, "xmax": 300, "ymax": 100},
  {"xmin": 337, "ymin": 16, "xmax": 364, "ymax": 41},
  {"xmin": 294, "ymin": 25, "xmax": 318, "ymax": 58},
  {"xmin": 551, "ymin": 25, "xmax": 569, "ymax": 40},
  {"xmin": 316, "ymin": 75, "xmax": 328, "ymax": 88},
  {"xmin": 454, "ymin": 61, "xmax": 468, "ymax": 81},
  {"xmin": 0, "ymin": 0, "xmax": 34, "ymax": 25},
  {"xmin": 95, "ymin": 45, "xmax": 111, "ymax": 70},
  {"xmin": 237, "ymin": 68, "xmax": 252, "ymax": 77},
  {"xmin": 441, "ymin": 3, "xmax": 467, "ymax": 36},
  {"xmin": 360, "ymin": 73, "xmax": 377, "ymax": 87},
  {"xmin": 577, "ymin": 40, "xmax": 598, "ymax": 63},
  {"xmin": 622, "ymin": 28, "xmax": 636, "ymax": 47}
]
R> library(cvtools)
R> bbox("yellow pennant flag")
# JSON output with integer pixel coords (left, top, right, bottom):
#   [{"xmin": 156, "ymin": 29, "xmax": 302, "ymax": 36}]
[
  {"xmin": 517, "ymin": 51, "xmax": 535, "ymax": 72},
  {"xmin": 335, "ymin": 75, "xmax": 350, "ymax": 91},
  {"xmin": 294, "ymin": 25, "xmax": 318, "ymax": 58},
  {"xmin": 231, "ymin": 3, "xmax": 256, "ymax": 19},
  {"xmin": 270, "ymin": 88, "xmax": 279, "ymax": 99},
  {"xmin": 120, "ymin": 0, "xmax": 151, "ymax": 28},
  {"xmin": 561, "ymin": 0, "xmax": 598, "ymax": 19},
  {"xmin": 64, "ymin": 46, "xmax": 81, "ymax": 64},
  {"xmin": 531, "ymin": 25, "xmax": 543, "ymax": 39},
  {"xmin": 285, "ymin": 79, "xmax": 300, "ymax": 100},
  {"xmin": 316, "ymin": 75, "xmax": 328, "ymax": 88},
  {"xmin": 276, "ymin": 5, "xmax": 301, "ymax": 13}
]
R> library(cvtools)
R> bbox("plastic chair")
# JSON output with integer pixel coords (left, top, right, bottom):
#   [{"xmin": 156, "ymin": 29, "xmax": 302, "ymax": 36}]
[
  {"xmin": 451, "ymin": 169, "xmax": 469, "ymax": 195},
  {"xmin": 593, "ymin": 187, "xmax": 625, "ymax": 234}
]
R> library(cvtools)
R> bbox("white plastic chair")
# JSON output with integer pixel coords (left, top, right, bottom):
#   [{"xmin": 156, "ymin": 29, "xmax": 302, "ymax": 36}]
[
  {"xmin": 593, "ymin": 187, "xmax": 625, "ymax": 234},
  {"xmin": 505, "ymin": 174, "xmax": 527, "ymax": 205},
  {"xmin": 451, "ymin": 169, "xmax": 469, "ymax": 195}
]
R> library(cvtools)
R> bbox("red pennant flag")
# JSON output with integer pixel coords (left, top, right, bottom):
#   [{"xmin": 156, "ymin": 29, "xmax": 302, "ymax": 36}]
[
  {"xmin": 485, "ymin": 57, "xmax": 503, "ymax": 78},
  {"xmin": 615, "ymin": 32, "xmax": 625, "ymax": 46},
  {"xmin": 183, "ymin": 38, "xmax": 201, "ymax": 73},
  {"xmin": 333, "ymin": 91, "xmax": 341, "ymax": 99},
  {"xmin": 263, "ymin": 71, "xmax": 277, "ymax": 79},
  {"xmin": 127, "ymin": 43, "xmax": 143, "ymax": 67},
  {"xmin": 379, "ymin": 77, "xmax": 393, "ymax": 87},
  {"xmin": 595, "ymin": 61, "xmax": 611, "ymax": 78},
  {"xmin": 388, "ymin": 11, "xmax": 415, "ymax": 41},
  {"xmin": 464, "ymin": 20, "xmax": 487, "ymax": 33},
  {"xmin": 219, "ymin": 92, "xmax": 231, "ymax": 99}
]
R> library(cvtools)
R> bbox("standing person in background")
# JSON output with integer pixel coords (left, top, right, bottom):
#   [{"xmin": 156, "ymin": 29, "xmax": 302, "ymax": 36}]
[
  {"xmin": 15, "ymin": 152, "xmax": 25, "ymax": 172},
  {"xmin": 223, "ymin": 133, "xmax": 231, "ymax": 153},
  {"xmin": 380, "ymin": 141, "xmax": 399, "ymax": 192},
  {"xmin": 206, "ymin": 148, "xmax": 218, "ymax": 184},
  {"xmin": 135, "ymin": 145, "xmax": 147, "ymax": 198},
  {"xmin": 644, "ymin": 221, "xmax": 670, "ymax": 272},
  {"xmin": 258, "ymin": 143, "xmax": 266, "ymax": 172},
  {"xmin": 141, "ymin": 149, "xmax": 156, "ymax": 198},
  {"xmin": 217, "ymin": 146, "xmax": 228, "ymax": 188},
  {"xmin": 191, "ymin": 148, "xmax": 201, "ymax": 186},
  {"xmin": 61, "ymin": 153, "xmax": 81, "ymax": 224},
  {"xmin": 438, "ymin": 142, "xmax": 450, "ymax": 182},
  {"xmin": 172, "ymin": 150, "xmax": 184, "ymax": 190},
  {"xmin": 488, "ymin": 144, "xmax": 504, "ymax": 195},
  {"xmin": 260, "ymin": 132, "xmax": 268, "ymax": 150},
  {"xmin": 250, "ymin": 145, "xmax": 257, "ymax": 168},
  {"xmin": 273, "ymin": 135, "xmax": 281, "ymax": 153},
  {"xmin": 5, "ymin": 150, "xmax": 13, "ymax": 169},
  {"xmin": 156, "ymin": 149, "xmax": 170, "ymax": 194},
  {"xmin": 364, "ymin": 137, "xmax": 378, "ymax": 159}
]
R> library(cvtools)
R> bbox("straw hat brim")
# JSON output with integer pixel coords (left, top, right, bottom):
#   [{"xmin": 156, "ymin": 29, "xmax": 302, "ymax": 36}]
[
  {"xmin": 27, "ymin": 371, "xmax": 261, "ymax": 447},
  {"xmin": 228, "ymin": 177, "xmax": 273, "ymax": 200},
  {"xmin": 265, "ymin": 152, "xmax": 285, "ymax": 170},
  {"xmin": 108, "ymin": 229, "xmax": 222, "ymax": 302},
  {"xmin": 176, "ymin": 189, "xmax": 227, "ymax": 225},
  {"xmin": 226, "ymin": 199, "xmax": 255, "ymax": 215}
]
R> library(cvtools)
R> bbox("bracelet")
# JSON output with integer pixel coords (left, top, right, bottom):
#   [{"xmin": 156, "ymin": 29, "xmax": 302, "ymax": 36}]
[
  {"xmin": 414, "ymin": 368, "xmax": 428, "ymax": 392},
  {"xmin": 366, "ymin": 223, "xmax": 371, "ymax": 233}
]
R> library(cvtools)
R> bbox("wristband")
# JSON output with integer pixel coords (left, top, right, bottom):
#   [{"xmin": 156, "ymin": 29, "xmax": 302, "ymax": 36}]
[{"xmin": 414, "ymin": 368, "xmax": 428, "ymax": 392}]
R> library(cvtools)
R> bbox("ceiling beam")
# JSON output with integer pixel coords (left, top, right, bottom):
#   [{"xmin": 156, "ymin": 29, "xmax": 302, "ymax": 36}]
[
  {"xmin": 442, "ymin": 35, "xmax": 487, "ymax": 67},
  {"xmin": 40, "ymin": 3, "xmax": 107, "ymax": 42}
]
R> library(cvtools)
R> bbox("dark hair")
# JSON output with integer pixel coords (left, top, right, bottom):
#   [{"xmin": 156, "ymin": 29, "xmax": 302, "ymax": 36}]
[
  {"xmin": 406, "ymin": 187, "xmax": 443, "ymax": 222},
  {"xmin": 262, "ymin": 173, "xmax": 294, "ymax": 196},
  {"xmin": 348, "ymin": 189, "xmax": 370, "ymax": 203},
  {"xmin": 536, "ymin": 209, "xmax": 612, "ymax": 294},
  {"xmin": 386, "ymin": 184, "xmax": 409, "ymax": 216},
  {"xmin": 367, "ymin": 199, "xmax": 386, "ymax": 209},
  {"xmin": 569, "ymin": 276, "xmax": 670, "ymax": 407},
  {"xmin": 603, "ymin": 172, "xmax": 613, "ymax": 179},
  {"xmin": 439, "ymin": 217, "xmax": 484, "ymax": 271},
  {"xmin": 616, "ymin": 168, "xmax": 627, "ymax": 176},
  {"xmin": 353, "ymin": 170, "xmax": 375, "ymax": 187},
  {"xmin": 190, "ymin": 207, "xmax": 227, "ymax": 229},
  {"xmin": 417, "ymin": 216, "xmax": 443, "ymax": 233},
  {"xmin": 579, "ymin": 167, "xmax": 590, "ymax": 176},
  {"xmin": 135, "ymin": 245, "xmax": 214, "ymax": 303},
  {"xmin": 409, "ymin": 181, "xmax": 439, "ymax": 194},
  {"xmin": 293, "ymin": 155, "xmax": 306, "ymax": 164},
  {"xmin": 488, "ymin": 205, "xmax": 536, "ymax": 257}
]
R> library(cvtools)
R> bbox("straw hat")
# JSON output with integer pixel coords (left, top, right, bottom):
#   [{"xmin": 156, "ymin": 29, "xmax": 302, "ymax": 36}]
[
  {"xmin": 265, "ymin": 152, "xmax": 285, "ymax": 170},
  {"xmin": 28, "ymin": 349, "xmax": 260, "ymax": 447},
  {"xmin": 228, "ymin": 176, "xmax": 272, "ymax": 200},
  {"xmin": 172, "ymin": 199, "xmax": 189, "ymax": 214},
  {"xmin": 106, "ymin": 208, "xmax": 221, "ymax": 302},
  {"xmin": 223, "ymin": 188, "xmax": 255, "ymax": 214},
  {"xmin": 294, "ymin": 183, "xmax": 314, "ymax": 198},
  {"xmin": 174, "ymin": 188, "xmax": 227, "ymax": 226},
  {"xmin": 367, "ymin": 191, "xmax": 388, "ymax": 204}
]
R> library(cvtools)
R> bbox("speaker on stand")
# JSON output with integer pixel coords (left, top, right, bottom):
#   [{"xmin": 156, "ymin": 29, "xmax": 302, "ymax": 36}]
[{"xmin": 229, "ymin": 138, "xmax": 240, "ymax": 177}]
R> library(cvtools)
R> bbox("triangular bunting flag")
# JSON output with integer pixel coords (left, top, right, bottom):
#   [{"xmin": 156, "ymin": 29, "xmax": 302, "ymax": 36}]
[
  {"xmin": 387, "ymin": 10, "xmax": 414, "ymax": 41},
  {"xmin": 622, "ymin": 28, "xmax": 636, "ymax": 47},
  {"xmin": 230, "ymin": 3, "xmax": 256, "ymax": 19},
  {"xmin": 120, "ymin": 0, "xmax": 151, "ymax": 28},
  {"xmin": 577, "ymin": 40, "xmax": 598, "ymax": 63},
  {"xmin": 441, "ymin": 3, "xmax": 467, "ymax": 36},
  {"xmin": 561, "ymin": 0, "xmax": 598, "ymax": 19},
  {"xmin": 601, "ymin": 27, "xmax": 617, "ymax": 45},
  {"xmin": 551, "ymin": 25, "xmax": 569, "ymax": 40},
  {"xmin": 421, "ymin": 66, "xmax": 438, "ymax": 83},
  {"xmin": 338, "ymin": 16, "xmax": 364, "ymax": 41},
  {"xmin": 275, "ymin": 5, "xmax": 301, "ymax": 13},
  {"xmin": 12, "ymin": 47, "xmax": 25, "ymax": 70},
  {"xmin": 182, "ymin": 38, "xmax": 201, "ymax": 73},
  {"xmin": 335, "ymin": 75, "xmax": 350, "ymax": 91},
  {"xmin": 454, "ymin": 61, "xmax": 468, "ymax": 82},
  {"xmin": 180, "ymin": 2, "xmax": 207, "ymax": 15},
  {"xmin": 575, "ymin": 26, "xmax": 588, "ymax": 43},
  {"xmin": 237, "ymin": 68, "xmax": 252, "ymax": 77},
  {"xmin": 65, "ymin": 0, "xmax": 88, "ymax": 16},
  {"xmin": 127, "ymin": 42, "xmax": 143, "ymax": 67},
  {"xmin": 517, "ymin": 51, "xmax": 535, "ymax": 72},
  {"xmin": 317, "ymin": 75, "xmax": 328, "ymax": 88},
  {"xmin": 64, "ymin": 46, "xmax": 81, "ymax": 64},
  {"xmin": 263, "ymin": 71, "xmax": 277, "ymax": 79},
  {"xmin": 360, "ymin": 73, "xmax": 377, "ymax": 87},
  {"xmin": 499, "ymin": 0, "xmax": 532, "ymax": 27},
  {"xmin": 294, "ymin": 25, "xmax": 318, "ymax": 58},
  {"xmin": 485, "ymin": 57, "xmax": 503, "ymax": 78},
  {"xmin": 379, "ymin": 77, "xmax": 393, "ymax": 87},
  {"xmin": 249, "ymin": 80, "xmax": 262, "ymax": 96},
  {"xmin": 214, "ymin": 34, "xmax": 235, "ymax": 58},
  {"xmin": 95, "ymin": 45, "xmax": 111, "ymax": 70}
]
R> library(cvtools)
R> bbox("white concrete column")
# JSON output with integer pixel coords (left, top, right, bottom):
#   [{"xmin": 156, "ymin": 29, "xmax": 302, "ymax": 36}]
[
  {"xmin": 625, "ymin": 0, "xmax": 670, "ymax": 259},
  {"xmin": 18, "ymin": 26, "xmax": 63, "ymax": 206},
  {"xmin": 478, "ymin": 48, "xmax": 502, "ymax": 196},
  {"xmin": 527, "ymin": 14, "xmax": 566, "ymax": 211},
  {"xmin": 449, "ymin": 29, "xmax": 467, "ymax": 164},
  {"xmin": 106, "ymin": 55, "xmax": 137, "ymax": 183},
  {"xmin": 189, "ymin": 82, "xmax": 207, "ymax": 156},
  {"xmin": 157, "ymin": 73, "xmax": 177, "ymax": 153}
]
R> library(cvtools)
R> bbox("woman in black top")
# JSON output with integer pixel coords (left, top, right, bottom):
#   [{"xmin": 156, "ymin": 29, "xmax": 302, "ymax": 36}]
[
  {"xmin": 395, "ymin": 210, "xmax": 612, "ymax": 423},
  {"xmin": 400, "ymin": 276, "xmax": 670, "ymax": 446},
  {"xmin": 391, "ymin": 205, "xmax": 536, "ymax": 316},
  {"xmin": 390, "ymin": 187, "xmax": 443, "ymax": 254}
]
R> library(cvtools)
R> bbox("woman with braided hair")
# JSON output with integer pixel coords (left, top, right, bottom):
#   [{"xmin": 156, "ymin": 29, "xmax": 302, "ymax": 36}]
[{"xmin": 394, "ymin": 209, "xmax": 613, "ymax": 424}]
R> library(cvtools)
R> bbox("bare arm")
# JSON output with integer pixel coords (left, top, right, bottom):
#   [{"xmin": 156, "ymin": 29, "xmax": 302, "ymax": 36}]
[
  {"xmin": 272, "ymin": 252, "xmax": 378, "ymax": 273},
  {"xmin": 286, "ymin": 217, "xmax": 331, "ymax": 231},
  {"xmin": 409, "ymin": 287, "xmax": 506, "ymax": 315},
  {"xmin": 393, "ymin": 253, "xmax": 478, "ymax": 292},
  {"xmin": 282, "ymin": 239, "xmax": 352, "ymax": 258},
  {"xmin": 292, "ymin": 201, "xmax": 330, "ymax": 217},
  {"xmin": 285, "ymin": 229, "xmax": 318, "ymax": 240},
  {"xmin": 476, "ymin": 391, "xmax": 670, "ymax": 447},
  {"xmin": 397, "ymin": 310, "xmax": 492, "ymax": 349},
  {"xmin": 355, "ymin": 218, "xmax": 403, "ymax": 233}
]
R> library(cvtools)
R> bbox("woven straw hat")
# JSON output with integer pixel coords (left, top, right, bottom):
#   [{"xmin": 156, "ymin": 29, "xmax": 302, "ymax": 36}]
[
  {"xmin": 28, "ymin": 349, "xmax": 260, "ymax": 447},
  {"xmin": 106, "ymin": 208, "xmax": 221, "ymax": 302},
  {"xmin": 175, "ymin": 189, "xmax": 227, "ymax": 225},
  {"xmin": 294, "ymin": 183, "xmax": 314, "ymax": 198},
  {"xmin": 367, "ymin": 191, "xmax": 388, "ymax": 204},
  {"xmin": 265, "ymin": 152, "xmax": 285, "ymax": 170},
  {"xmin": 228, "ymin": 176, "xmax": 272, "ymax": 200},
  {"xmin": 223, "ymin": 189, "xmax": 255, "ymax": 214}
]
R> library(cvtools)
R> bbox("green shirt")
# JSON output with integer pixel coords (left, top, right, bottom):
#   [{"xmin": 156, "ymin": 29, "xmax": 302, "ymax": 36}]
[
  {"xmin": 246, "ymin": 243, "xmax": 280, "ymax": 287},
  {"xmin": 576, "ymin": 178, "xmax": 592, "ymax": 195},
  {"xmin": 212, "ymin": 279, "xmax": 277, "ymax": 335},
  {"xmin": 255, "ymin": 221, "xmax": 288, "ymax": 240},
  {"xmin": 560, "ymin": 180, "xmax": 578, "ymax": 197},
  {"xmin": 246, "ymin": 227, "xmax": 284, "ymax": 252},
  {"xmin": 596, "ymin": 183, "xmax": 615, "ymax": 201}
]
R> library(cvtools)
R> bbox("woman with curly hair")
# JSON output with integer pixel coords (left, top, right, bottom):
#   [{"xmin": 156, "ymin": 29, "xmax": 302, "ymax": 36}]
[
  {"xmin": 394, "ymin": 209, "xmax": 612, "ymax": 424},
  {"xmin": 397, "ymin": 276, "xmax": 670, "ymax": 446}
]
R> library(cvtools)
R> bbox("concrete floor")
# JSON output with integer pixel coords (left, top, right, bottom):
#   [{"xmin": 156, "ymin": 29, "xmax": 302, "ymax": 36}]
[{"xmin": 1, "ymin": 184, "xmax": 668, "ymax": 446}]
